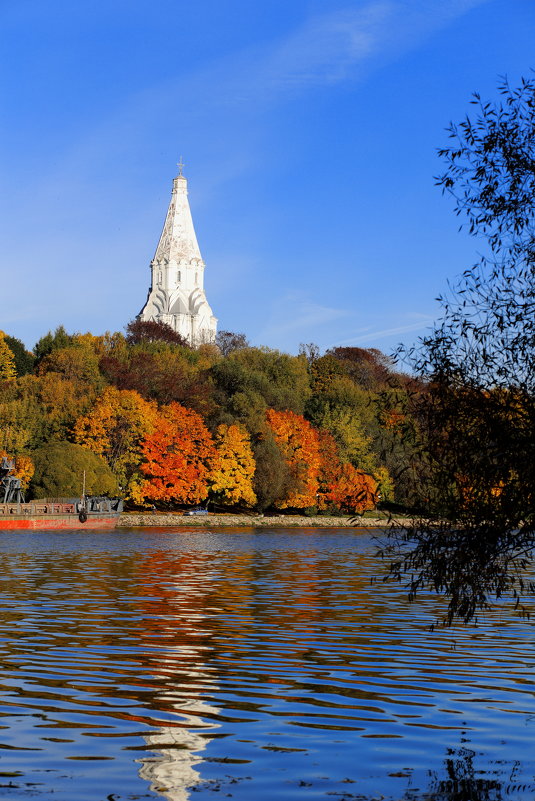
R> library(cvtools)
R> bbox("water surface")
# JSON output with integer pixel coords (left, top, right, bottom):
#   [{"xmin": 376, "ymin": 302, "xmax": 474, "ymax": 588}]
[{"xmin": 0, "ymin": 527, "xmax": 533, "ymax": 800}]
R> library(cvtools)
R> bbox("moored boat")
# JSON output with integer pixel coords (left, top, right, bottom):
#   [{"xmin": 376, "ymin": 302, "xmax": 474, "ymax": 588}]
[{"xmin": 0, "ymin": 457, "xmax": 123, "ymax": 530}]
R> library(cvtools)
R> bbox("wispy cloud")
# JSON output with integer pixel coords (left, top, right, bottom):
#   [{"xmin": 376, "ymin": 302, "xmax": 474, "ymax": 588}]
[
  {"xmin": 257, "ymin": 3, "xmax": 392, "ymax": 93},
  {"xmin": 3, "ymin": 0, "xmax": 491, "ymax": 215},
  {"xmin": 335, "ymin": 313, "xmax": 434, "ymax": 346},
  {"xmin": 2, "ymin": 0, "xmax": 492, "ymax": 348},
  {"xmin": 234, "ymin": 0, "xmax": 490, "ymax": 101},
  {"xmin": 257, "ymin": 292, "xmax": 350, "ymax": 343}
]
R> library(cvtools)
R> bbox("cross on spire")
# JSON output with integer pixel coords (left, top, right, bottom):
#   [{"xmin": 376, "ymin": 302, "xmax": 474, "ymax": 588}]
[{"xmin": 177, "ymin": 157, "xmax": 185, "ymax": 177}]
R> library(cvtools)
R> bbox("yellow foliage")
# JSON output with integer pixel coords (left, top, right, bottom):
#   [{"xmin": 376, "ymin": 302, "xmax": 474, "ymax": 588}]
[
  {"xmin": 0, "ymin": 332, "xmax": 16, "ymax": 381},
  {"xmin": 0, "ymin": 372, "xmax": 93, "ymax": 449},
  {"xmin": 373, "ymin": 466, "xmax": 394, "ymax": 503},
  {"xmin": 72, "ymin": 331, "xmax": 127, "ymax": 358},
  {"xmin": 0, "ymin": 420, "xmax": 32, "ymax": 453},
  {"xmin": 74, "ymin": 387, "xmax": 158, "ymax": 495},
  {"xmin": 210, "ymin": 424, "xmax": 257, "ymax": 507}
]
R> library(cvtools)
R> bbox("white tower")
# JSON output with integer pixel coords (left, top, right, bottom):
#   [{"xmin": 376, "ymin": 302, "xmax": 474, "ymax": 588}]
[{"xmin": 139, "ymin": 162, "xmax": 217, "ymax": 345}]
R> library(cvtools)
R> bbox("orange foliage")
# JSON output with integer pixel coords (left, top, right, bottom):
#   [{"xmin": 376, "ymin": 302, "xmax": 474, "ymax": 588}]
[
  {"xmin": 324, "ymin": 463, "xmax": 378, "ymax": 513},
  {"xmin": 134, "ymin": 402, "xmax": 216, "ymax": 506},
  {"xmin": 382, "ymin": 410, "xmax": 405, "ymax": 430},
  {"xmin": 314, "ymin": 430, "xmax": 379, "ymax": 513},
  {"xmin": 316, "ymin": 429, "xmax": 343, "ymax": 510},
  {"xmin": 266, "ymin": 408, "xmax": 320, "ymax": 508}
]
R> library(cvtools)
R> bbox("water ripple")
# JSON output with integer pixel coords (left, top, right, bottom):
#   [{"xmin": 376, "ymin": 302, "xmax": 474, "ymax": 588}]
[{"xmin": 0, "ymin": 528, "xmax": 533, "ymax": 800}]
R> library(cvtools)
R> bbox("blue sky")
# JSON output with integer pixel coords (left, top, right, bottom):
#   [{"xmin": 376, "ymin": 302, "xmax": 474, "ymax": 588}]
[{"xmin": 1, "ymin": 0, "xmax": 533, "ymax": 355}]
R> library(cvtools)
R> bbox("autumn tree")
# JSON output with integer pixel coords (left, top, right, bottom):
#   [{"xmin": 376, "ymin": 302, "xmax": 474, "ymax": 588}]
[
  {"xmin": 72, "ymin": 331, "xmax": 129, "ymax": 360},
  {"xmin": 316, "ymin": 429, "xmax": 344, "ymax": 511},
  {"xmin": 37, "ymin": 344, "xmax": 104, "ymax": 389},
  {"xmin": 74, "ymin": 387, "xmax": 158, "ymax": 495},
  {"xmin": 100, "ymin": 343, "xmax": 215, "ymax": 415},
  {"xmin": 133, "ymin": 402, "xmax": 216, "ymax": 507},
  {"xmin": 266, "ymin": 408, "xmax": 320, "ymax": 509},
  {"xmin": 0, "ymin": 332, "xmax": 17, "ymax": 381},
  {"xmin": 125, "ymin": 318, "xmax": 190, "ymax": 347},
  {"xmin": 210, "ymin": 424, "xmax": 257, "ymax": 507},
  {"xmin": 327, "ymin": 347, "xmax": 401, "ymax": 391},
  {"xmin": 0, "ymin": 372, "xmax": 94, "ymax": 451},
  {"xmin": 325, "ymin": 464, "xmax": 379, "ymax": 514},
  {"xmin": 316, "ymin": 429, "xmax": 380, "ymax": 513}
]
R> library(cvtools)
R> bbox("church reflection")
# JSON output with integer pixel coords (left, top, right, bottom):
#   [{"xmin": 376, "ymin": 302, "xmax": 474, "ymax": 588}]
[
  {"xmin": 131, "ymin": 549, "xmax": 222, "ymax": 801},
  {"xmin": 3, "ymin": 530, "xmax": 531, "ymax": 801},
  {"xmin": 137, "ymin": 649, "xmax": 220, "ymax": 801},
  {"xmin": 129, "ymin": 537, "xmax": 384, "ymax": 799},
  {"xmin": 122, "ymin": 535, "xmax": 531, "ymax": 801}
]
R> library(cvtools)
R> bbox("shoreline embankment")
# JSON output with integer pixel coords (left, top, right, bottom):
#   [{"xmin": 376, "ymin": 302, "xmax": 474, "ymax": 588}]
[{"xmin": 119, "ymin": 512, "xmax": 400, "ymax": 528}]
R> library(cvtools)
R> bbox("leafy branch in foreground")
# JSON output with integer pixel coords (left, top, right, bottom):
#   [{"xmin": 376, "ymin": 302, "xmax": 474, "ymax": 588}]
[{"xmin": 380, "ymin": 74, "xmax": 535, "ymax": 625}]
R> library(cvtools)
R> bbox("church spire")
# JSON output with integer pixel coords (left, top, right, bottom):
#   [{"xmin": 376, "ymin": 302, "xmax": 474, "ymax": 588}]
[
  {"xmin": 152, "ymin": 166, "xmax": 203, "ymax": 264},
  {"xmin": 138, "ymin": 165, "xmax": 217, "ymax": 346}
]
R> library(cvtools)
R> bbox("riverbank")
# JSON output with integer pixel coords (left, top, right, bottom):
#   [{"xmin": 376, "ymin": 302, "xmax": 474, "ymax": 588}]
[{"xmin": 119, "ymin": 512, "xmax": 401, "ymax": 527}]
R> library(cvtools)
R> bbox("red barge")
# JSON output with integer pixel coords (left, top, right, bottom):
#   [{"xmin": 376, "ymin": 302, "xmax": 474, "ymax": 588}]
[{"xmin": 0, "ymin": 457, "xmax": 123, "ymax": 530}]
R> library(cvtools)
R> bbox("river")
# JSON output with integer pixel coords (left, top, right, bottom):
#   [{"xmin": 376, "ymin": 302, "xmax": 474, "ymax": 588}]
[{"xmin": 0, "ymin": 527, "xmax": 533, "ymax": 800}]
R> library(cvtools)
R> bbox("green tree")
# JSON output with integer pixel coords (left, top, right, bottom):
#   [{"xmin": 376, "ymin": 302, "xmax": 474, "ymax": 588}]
[
  {"xmin": 30, "ymin": 442, "xmax": 118, "ymax": 499},
  {"xmin": 4, "ymin": 335, "xmax": 34, "ymax": 375},
  {"xmin": 306, "ymin": 376, "xmax": 378, "ymax": 470},
  {"xmin": 252, "ymin": 432, "xmax": 293, "ymax": 512},
  {"xmin": 33, "ymin": 325, "xmax": 73, "ymax": 364},
  {"xmin": 211, "ymin": 347, "xmax": 311, "ymax": 421},
  {"xmin": 382, "ymin": 75, "xmax": 535, "ymax": 624}
]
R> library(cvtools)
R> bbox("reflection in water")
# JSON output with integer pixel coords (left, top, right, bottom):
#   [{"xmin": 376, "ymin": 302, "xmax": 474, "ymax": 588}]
[
  {"xmin": 0, "ymin": 527, "xmax": 533, "ymax": 801},
  {"xmin": 406, "ymin": 745, "xmax": 535, "ymax": 801},
  {"xmin": 138, "ymin": 652, "xmax": 220, "ymax": 801},
  {"xmin": 126, "ymin": 550, "xmax": 221, "ymax": 800}
]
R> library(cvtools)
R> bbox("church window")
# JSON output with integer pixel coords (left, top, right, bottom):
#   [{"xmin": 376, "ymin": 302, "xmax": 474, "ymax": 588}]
[
  {"xmin": 195, "ymin": 272, "xmax": 198, "ymax": 284},
  {"xmin": 177, "ymin": 271, "xmax": 181, "ymax": 283},
  {"xmin": 157, "ymin": 271, "xmax": 162, "ymax": 284}
]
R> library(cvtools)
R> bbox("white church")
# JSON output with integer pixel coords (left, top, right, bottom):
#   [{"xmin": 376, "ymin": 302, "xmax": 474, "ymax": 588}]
[{"xmin": 139, "ymin": 163, "xmax": 217, "ymax": 346}]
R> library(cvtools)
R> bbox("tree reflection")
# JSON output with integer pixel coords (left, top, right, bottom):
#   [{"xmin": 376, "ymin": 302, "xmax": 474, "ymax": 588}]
[{"xmin": 403, "ymin": 746, "xmax": 530, "ymax": 801}]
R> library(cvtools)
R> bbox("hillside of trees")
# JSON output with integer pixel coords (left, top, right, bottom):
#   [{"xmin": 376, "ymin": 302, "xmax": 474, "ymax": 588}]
[{"xmin": 0, "ymin": 322, "xmax": 421, "ymax": 514}]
